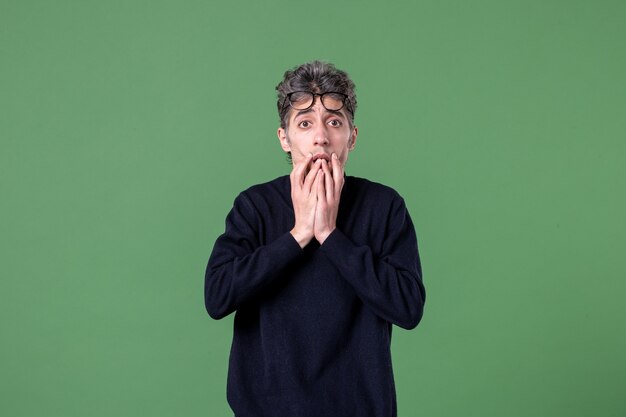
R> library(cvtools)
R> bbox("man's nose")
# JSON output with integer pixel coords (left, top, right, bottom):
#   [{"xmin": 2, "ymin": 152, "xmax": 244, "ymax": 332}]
[{"xmin": 313, "ymin": 123, "xmax": 329, "ymax": 146}]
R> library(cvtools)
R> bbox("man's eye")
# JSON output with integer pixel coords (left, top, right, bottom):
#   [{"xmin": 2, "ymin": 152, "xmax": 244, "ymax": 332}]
[
  {"xmin": 329, "ymin": 119, "xmax": 342, "ymax": 127},
  {"xmin": 299, "ymin": 121, "xmax": 311, "ymax": 128}
]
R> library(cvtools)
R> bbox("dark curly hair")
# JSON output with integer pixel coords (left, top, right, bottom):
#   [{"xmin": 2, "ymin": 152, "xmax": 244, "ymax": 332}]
[{"xmin": 276, "ymin": 61, "xmax": 357, "ymax": 130}]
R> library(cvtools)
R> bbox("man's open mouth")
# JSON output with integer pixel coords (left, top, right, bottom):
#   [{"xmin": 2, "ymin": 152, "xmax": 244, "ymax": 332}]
[{"xmin": 312, "ymin": 154, "xmax": 331, "ymax": 163}]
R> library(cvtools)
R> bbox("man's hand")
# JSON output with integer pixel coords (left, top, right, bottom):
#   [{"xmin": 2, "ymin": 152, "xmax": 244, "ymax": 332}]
[
  {"xmin": 290, "ymin": 154, "xmax": 323, "ymax": 248},
  {"xmin": 314, "ymin": 153, "xmax": 344, "ymax": 244}
]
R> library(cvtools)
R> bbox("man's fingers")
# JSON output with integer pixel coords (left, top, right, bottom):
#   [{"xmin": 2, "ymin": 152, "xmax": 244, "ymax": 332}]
[
  {"xmin": 316, "ymin": 168, "xmax": 325, "ymax": 201},
  {"xmin": 304, "ymin": 159, "xmax": 323, "ymax": 193},
  {"xmin": 292, "ymin": 153, "xmax": 314, "ymax": 186},
  {"xmin": 322, "ymin": 160, "xmax": 333, "ymax": 201},
  {"xmin": 331, "ymin": 153, "xmax": 343, "ymax": 197}
]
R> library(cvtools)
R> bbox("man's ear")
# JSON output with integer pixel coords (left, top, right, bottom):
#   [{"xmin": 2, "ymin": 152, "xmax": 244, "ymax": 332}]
[
  {"xmin": 348, "ymin": 126, "xmax": 358, "ymax": 151},
  {"xmin": 277, "ymin": 127, "xmax": 291, "ymax": 153}
]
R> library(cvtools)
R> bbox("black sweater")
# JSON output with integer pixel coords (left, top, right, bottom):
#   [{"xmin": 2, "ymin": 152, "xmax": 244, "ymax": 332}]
[{"xmin": 205, "ymin": 175, "xmax": 425, "ymax": 417}]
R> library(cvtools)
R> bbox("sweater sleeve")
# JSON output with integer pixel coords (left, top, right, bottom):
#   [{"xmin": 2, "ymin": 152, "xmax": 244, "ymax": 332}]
[
  {"xmin": 204, "ymin": 192, "xmax": 303, "ymax": 320},
  {"xmin": 319, "ymin": 195, "xmax": 425, "ymax": 330}
]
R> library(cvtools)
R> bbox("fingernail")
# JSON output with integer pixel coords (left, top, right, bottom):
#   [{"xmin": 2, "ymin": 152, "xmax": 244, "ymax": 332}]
[{"xmin": 332, "ymin": 153, "xmax": 338, "ymax": 159}]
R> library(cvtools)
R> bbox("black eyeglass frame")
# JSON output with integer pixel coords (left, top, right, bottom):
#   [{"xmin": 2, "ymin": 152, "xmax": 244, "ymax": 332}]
[{"xmin": 281, "ymin": 91, "xmax": 354, "ymax": 115}]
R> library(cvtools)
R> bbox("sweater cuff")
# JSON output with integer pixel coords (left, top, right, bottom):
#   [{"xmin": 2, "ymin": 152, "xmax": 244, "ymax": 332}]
[
  {"xmin": 319, "ymin": 228, "xmax": 355, "ymax": 263},
  {"xmin": 276, "ymin": 231, "xmax": 305, "ymax": 259}
]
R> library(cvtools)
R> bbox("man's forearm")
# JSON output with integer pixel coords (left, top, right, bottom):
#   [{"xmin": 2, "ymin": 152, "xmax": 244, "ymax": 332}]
[
  {"xmin": 205, "ymin": 232, "xmax": 302, "ymax": 319},
  {"xmin": 319, "ymin": 215, "xmax": 425, "ymax": 330}
]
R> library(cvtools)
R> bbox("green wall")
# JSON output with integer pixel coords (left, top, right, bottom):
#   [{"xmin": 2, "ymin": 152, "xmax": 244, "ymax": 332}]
[{"xmin": 2, "ymin": 0, "xmax": 624, "ymax": 416}]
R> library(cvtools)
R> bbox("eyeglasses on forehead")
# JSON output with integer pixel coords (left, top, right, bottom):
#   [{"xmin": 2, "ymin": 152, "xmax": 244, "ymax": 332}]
[{"xmin": 283, "ymin": 91, "xmax": 351, "ymax": 112}]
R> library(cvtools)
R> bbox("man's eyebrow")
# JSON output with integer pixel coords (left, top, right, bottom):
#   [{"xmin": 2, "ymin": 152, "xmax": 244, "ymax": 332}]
[
  {"xmin": 293, "ymin": 108, "xmax": 346, "ymax": 119},
  {"xmin": 294, "ymin": 108, "xmax": 314, "ymax": 118}
]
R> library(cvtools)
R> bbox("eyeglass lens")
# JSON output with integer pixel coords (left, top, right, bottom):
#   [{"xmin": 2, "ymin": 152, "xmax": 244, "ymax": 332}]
[{"xmin": 289, "ymin": 92, "xmax": 346, "ymax": 111}]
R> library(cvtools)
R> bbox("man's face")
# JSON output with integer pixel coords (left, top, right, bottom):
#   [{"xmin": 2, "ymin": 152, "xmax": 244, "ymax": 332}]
[{"xmin": 277, "ymin": 98, "xmax": 357, "ymax": 169}]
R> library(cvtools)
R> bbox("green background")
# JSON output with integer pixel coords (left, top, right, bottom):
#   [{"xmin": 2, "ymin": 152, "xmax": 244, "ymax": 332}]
[{"xmin": 1, "ymin": 0, "xmax": 624, "ymax": 416}]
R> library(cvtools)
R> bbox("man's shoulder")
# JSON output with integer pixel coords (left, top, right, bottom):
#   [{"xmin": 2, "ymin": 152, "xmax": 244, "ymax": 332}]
[
  {"xmin": 346, "ymin": 175, "xmax": 403, "ymax": 202},
  {"xmin": 240, "ymin": 175, "xmax": 289, "ymax": 197},
  {"xmin": 232, "ymin": 175, "xmax": 290, "ymax": 210}
]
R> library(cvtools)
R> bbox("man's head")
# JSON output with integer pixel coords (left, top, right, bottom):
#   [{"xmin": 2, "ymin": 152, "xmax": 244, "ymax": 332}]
[{"xmin": 276, "ymin": 61, "xmax": 358, "ymax": 167}]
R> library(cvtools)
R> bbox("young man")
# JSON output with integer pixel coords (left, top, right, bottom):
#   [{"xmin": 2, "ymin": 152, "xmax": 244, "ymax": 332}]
[{"xmin": 205, "ymin": 61, "xmax": 425, "ymax": 417}]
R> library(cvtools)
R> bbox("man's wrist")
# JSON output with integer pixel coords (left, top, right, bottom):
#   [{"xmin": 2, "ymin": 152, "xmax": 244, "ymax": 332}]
[
  {"xmin": 316, "ymin": 227, "xmax": 336, "ymax": 245},
  {"xmin": 290, "ymin": 228, "xmax": 313, "ymax": 249}
]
